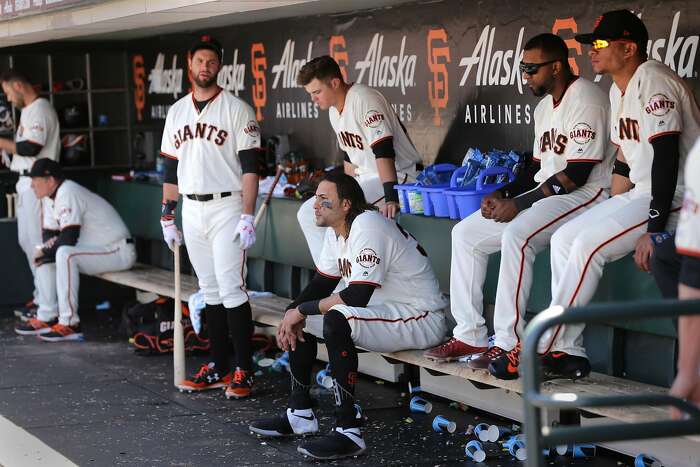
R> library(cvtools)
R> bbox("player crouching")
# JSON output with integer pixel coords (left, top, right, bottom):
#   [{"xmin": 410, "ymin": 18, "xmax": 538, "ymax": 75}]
[{"xmin": 249, "ymin": 172, "xmax": 448, "ymax": 460}]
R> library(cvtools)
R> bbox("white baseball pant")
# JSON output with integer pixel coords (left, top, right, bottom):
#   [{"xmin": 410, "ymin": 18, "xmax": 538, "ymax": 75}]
[
  {"xmin": 38, "ymin": 240, "xmax": 136, "ymax": 326},
  {"xmin": 540, "ymin": 191, "xmax": 681, "ymax": 357},
  {"xmin": 182, "ymin": 194, "xmax": 249, "ymax": 308},
  {"xmin": 450, "ymin": 185, "xmax": 607, "ymax": 351},
  {"xmin": 304, "ymin": 302, "xmax": 447, "ymax": 352},
  {"xmin": 297, "ymin": 173, "xmax": 407, "ymax": 268}
]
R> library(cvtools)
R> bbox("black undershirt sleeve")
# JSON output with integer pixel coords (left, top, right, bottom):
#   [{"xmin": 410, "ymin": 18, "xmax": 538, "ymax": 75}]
[
  {"xmin": 648, "ymin": 133, "xmax": 680, "ymax": 232},
  {"xmin": 16, "ymin": 141, "xmax": 43, "ymax": 157},
  {"xmin": 338, "ymin": 282, "xmax": 377, "ymax": 308},
  {"xmin": 286, "ymin": 272, "xmax": 341, "ymax": 311},
  {"xmin": 162, "ymin": 155, "xmax": 178, "ymax": 185},
  {"xmin": 561, "ymin": 161, "xmax": 596, "ymax": 188},
  {"xmin": 371, "ymin": 137, "xmax": 396, "ymax": 159},
  {"xmin": 239, "ymin": 148, "xmax": 260, "ymax": 174},
  {"xmin": 40, "ymin": 225, "xmax": 80, "ymax": 262}
]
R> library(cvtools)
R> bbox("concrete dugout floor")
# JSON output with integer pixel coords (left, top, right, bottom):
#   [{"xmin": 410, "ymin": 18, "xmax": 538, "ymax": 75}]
[{"xmin": 0, "ymin": 306, "xmax": 632, "ymax": 466}]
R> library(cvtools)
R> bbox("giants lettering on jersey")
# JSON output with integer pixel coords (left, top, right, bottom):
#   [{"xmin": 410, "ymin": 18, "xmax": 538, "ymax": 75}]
[
  {"xmin": 356, "ymin": 248, "xmax": 381, "ymax": 268},
  {"xmin": 645, "ymin": 93, "xmax": 676, "ymax": 116},
  {"xmin": 338, "ymin": 131, "xmax": 364, "ymax": 150},
  {"xmin": 338, "ymin": 258, "xmax": 352, "ymax": 278},
  {"xmin": 619, "ymin": 117, "xmax": 640, "ymax": 142},
  {"xmin": 173, "ymin": 123, "xmax": 229, "ymax": 149},
  {"xmin": 569, "ymin": 122, "xmax": 596, "ymax": 145},
  {"xmin": 539, "ymin": 129, "xmax": 567, "ymax": 154}
]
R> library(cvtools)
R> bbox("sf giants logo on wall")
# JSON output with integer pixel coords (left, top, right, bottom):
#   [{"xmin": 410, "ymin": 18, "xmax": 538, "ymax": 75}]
[
  {"xmin": 132, "ymin": 55, "xmax": 146, "ymax": 122},
  {"xmin": 251, "ymin": 43, "xmax": 267, "ymax": 121},
  {"xmin": 329, "ymin": 35, "xmax": 350, "ymax": 82},
  {"xmin": 427, "ymin": 28, "xmax": 450, "ymax": 126}
]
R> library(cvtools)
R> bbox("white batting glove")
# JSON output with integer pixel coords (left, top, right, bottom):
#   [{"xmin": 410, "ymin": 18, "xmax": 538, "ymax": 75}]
[
  {"xmin": 160, "ymin": 219, "xmax": 183, "ymax": 252},
  {"xmin": 1, "ymin": 150, "xmax": 10, "ymax": 168},
  {"xmin": 234, "ymin": 214, "xmax": 256, "ymax": 250}
]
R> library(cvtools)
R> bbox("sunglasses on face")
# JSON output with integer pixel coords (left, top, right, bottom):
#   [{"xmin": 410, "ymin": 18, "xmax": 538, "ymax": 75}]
[{"xmin": 518, "ymin": 59, "xmax": 559, "ymax": 75}]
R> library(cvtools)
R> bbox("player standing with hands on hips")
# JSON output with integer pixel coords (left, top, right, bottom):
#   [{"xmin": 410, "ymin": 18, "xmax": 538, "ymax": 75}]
[
  {"xmin": 159, "ymin": 36, "xmax": 262, "ymax": 399},
  {"xmin": 296, "ymin": 56, "xmax": 422, "ymax": 267}
]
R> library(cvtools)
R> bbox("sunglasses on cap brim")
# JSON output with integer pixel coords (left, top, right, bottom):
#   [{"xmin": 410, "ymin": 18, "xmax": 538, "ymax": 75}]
[
  {"xmin": 591, "ymin": 38, "xmax": 636, "ymax": 50},
  {"xmin": 518, "ymin": 59, "xmax": 560, "ymax": 75}
]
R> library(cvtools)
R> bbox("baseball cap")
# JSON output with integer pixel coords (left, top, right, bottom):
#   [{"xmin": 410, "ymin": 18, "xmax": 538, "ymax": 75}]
[
  {"xmin": 28, "ymin": 158, "xmax": 63, "ymax": 178},
  {"xmin": 575, "ymin": 10, "xmax": 649, "ymax": 48},
  {"xmin": 189, "ymin": 35, "xmax": 223, "ymax": 62}
]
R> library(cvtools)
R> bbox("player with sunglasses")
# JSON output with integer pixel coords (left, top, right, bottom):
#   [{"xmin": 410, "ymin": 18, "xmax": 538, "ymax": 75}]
[{"xmin": 538, "ymin": 10, "xmax": 700, "ymax": 363}]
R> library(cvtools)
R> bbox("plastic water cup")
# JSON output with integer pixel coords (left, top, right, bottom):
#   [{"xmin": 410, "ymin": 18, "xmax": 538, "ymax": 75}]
[
  {"xmin": 635, "ymin": 454, "xmax": 663, "ymax": 467},
  {"xmin": 315, "ymin": 369, "xmax": 333, "ymax": 389},
  {"xmin": 474, "ymin": 423, "xmax": 491, "ymax": 442},
  {"xmin": 571, "ymin": 444, "xmax": 596, "ymax": 458},
  {"xmin": 432, "ymin": 415, "xmax": 457, "ymax": 433},
  {"xmin": 507, "ymin": 439, "xmax": 527, "ymax": 461},
  {"xmin": 465, "ymin": 439, "xmax": 486, "ymax": 462},
  {"xmin": 502, "ymin": 434, "xmax": 525, "ymax": 450},
  {"xmin": 409, "ymin": 396, "xmax": 433, "ymax": 414},
  {"xmin": 256, "ymin": 358, "xmax": 275, "ymax": 368},
  {"xmin": 486, "ymin": 424, "xmax": 511, "ymax": 442},
  {"xmin": 555, "ymin": 444, "xmax": 568, "ymax": 456}
]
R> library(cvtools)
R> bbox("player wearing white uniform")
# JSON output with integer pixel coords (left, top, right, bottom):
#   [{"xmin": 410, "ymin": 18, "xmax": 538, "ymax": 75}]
[
  {"xmin": 249, "ymin": 173, "xmax": 447, "ymax": 460},
  {"xmin": 13, "ymin": 159, "xmax": 135, "ymax": 341},
  {"xmin": 296, "ymin": 56, "xmax": 421, "ymax": 266},
  {"xmin": 669, "ymin": 139, "xmax": 700, "ymax": 418},
  {"xmin": 0, "ymin": 70, "xmax": 60, "ymax": 322},
  {"xmin": 423, "ymin": 34, "xmax": 613, "ymax": 382},
  {"xmin": 539, "ymin": 11, "xmax": 700, "ymax": 362},
  {"xmin": 159, "ymin": 36, "xmax": 261, "ymax": 399}
]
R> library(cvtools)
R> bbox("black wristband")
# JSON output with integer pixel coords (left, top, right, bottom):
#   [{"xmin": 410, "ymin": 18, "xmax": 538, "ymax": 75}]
[
  {"xmin": 613, "ymin": 159, "xmax": 630, "ymax": 178},
  {"xmin": 383, "ymin": 181, "xmax": 399, "ymax": 204},
  {"xmin": 544, "ymin": 175, "xmax": 568, "ymax": 196},
  {"xmin": 513, "ymin": 187, "xmax": 547, "ymax": 211},
  {"xmin": 298, "ymin": 299, "xmax": 321, "ymax": 316}
]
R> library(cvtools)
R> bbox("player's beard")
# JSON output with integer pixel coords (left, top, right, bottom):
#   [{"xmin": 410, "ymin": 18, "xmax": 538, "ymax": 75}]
[
  {"xmin": 528, "ymin": 76, "xmax": 554, "ymax": 98},
  {"xmin": 192, "ymin": 75, "xmax": 218, "ymax": 89}
]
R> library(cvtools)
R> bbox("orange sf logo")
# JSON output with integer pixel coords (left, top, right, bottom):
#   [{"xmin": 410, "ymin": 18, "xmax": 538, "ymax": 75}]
[
  {"xmin": 132, "ymin": 55, "xmax": 145, "ymax": 122},
  {"xmin": 329, "ymin": 35, "xmax": 349, "ymax": 82},
  {"xmin": 251, "ymin": 43, "xmax": 267, "ymax": 121},
  {"xmin": 552, "ymin": 18, "xmax": 581, "ymax": 75},
  {"xmin": 427, "ymin": 28, "xmax": 450, "ymax": 126}
]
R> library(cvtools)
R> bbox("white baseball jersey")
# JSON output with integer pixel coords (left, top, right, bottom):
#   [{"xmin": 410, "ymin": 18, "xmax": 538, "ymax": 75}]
[
  {"xmin": 11, "ymin": 97, "xmax": 60, "ymax": 174},
  {"xmin": 610, "ymin": 60, "xmax": 700, "ymax": 197},
  {"xmin": 160, "ymin": 88, "xmax": 261, "ymax": 194},
  {"xmin": 533, "ymin": 77, "xmax": 614, "ymax": 188},
  {"xmin": 329, "ymin": 84, "xmax": 421, "ymax": 176},
  {"xmin": 676, "ymin": 138, "xmax": 700, "ymax": 257},
  {"xmin": 317, "ymin": 211, "xmax": 447, "ymax": 312},
  {"xmin": 45, "ymin": 180, "xmax": 130, "ymax": 246}
]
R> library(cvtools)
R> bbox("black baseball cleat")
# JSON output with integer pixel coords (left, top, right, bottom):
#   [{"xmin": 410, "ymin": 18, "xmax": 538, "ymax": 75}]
[
  {"xmin": 14, "ymin": 301, "xmax": 38, "ymax": 322},
  {"xmin": 541, "ymin": 351, "xmax": 591, "ymax": 380},
  {"xmin": 249, "ymin": 408, "xmax": 319, "ymax": 437},
  {"xmin": 488, "ymin": 345, "xmax": 521, "ymax": 380},
  {"xmin": 297, "ymin": 427, "xmax": 366, "ymax": 460}
]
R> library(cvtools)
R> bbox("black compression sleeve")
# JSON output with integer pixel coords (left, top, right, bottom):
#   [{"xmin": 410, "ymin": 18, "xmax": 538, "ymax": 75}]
[
  {"xmin": 41, "ymin": 225, "xmax": 80, "ymax": 261},
  {"xmin": 286, "ymin": 272, "xmax": 341, "ymax": 310},
  {"xmin": 383, "ymin": 181, "xmax": 399, "ymax": 203},
  {"xmin": 513, "ymin": 186, "xmax": 547, "ymax": 211},
  {"xmin": 338, "ymin": 282, "xmax": 377, "ymax": 307},
  {"xmin": 344, "ymin": 154, "xmax": 351, "ymax": 163},
  {"xmin": 613, "ymin": 159, "xmax": 630, "ymax": 177},
  {"xmin": 15, "ymin": 140, "xmax": 43, "ymax": 157},
  {"xmin": 498, "ymin": 160, "xmax": 540, "ymax": 198},
  {"xmin": 42, "ymin": 228, "xmax": 59, "ymax": 243},
  {"xmin": 562, "ymin": 161, "xmax": 596, "ymax": 187},
  {"xmin": 371, "ymin": 137, "xmax": 395, "ymax": 159},
  {"xmin": 162, "ymin": 156, "xmax": 178, "ymax": 185},
  {"xmin": 648, "ymin": 134, "xmax": 680, "ymax": 232},
  {"xmin": 239, "ymin": 148, "xmax": 260, "ymax": 174}
]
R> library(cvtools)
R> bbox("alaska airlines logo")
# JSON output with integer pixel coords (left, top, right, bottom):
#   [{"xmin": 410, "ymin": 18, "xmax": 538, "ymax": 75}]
[
  {"xmin": 217, "ymin": 49, "xmax": 245, "ymax": 96},
  {"xmin": 355, "ymin": 34, "xmax": 417, "ymax": 95},
  {"xmin": 458, "ymin": 25, "xmax": 525, "ymax": 94},
  {"xmin": 356, "ymin": 248, "xmax": 381, "ymax": 268},
  {"xmin": 647, "ymin": 12, "xmax": 698, "ymax": 79},
  {"xmin": 173, "ymin": 123, "xmax": 228, "ymax": 149},
  {"xmin": 645, "ymin": 93, "xmax": 676, "ymax": 116},
  {"xmin": 148, "ymin": 53, "xmax": 183, "ymax": 98},
  {"xmin": 570, "ymin": 122, "xmax": 596, "ymax": 145},
  {"xmin": 272, "ymin": 39, "xmax": 313, "ymax": 89}
]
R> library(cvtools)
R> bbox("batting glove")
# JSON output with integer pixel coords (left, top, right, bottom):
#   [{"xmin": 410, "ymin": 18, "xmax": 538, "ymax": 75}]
[
  {"xmin": 234, "ymin": 213, "xmax": 256, "ymax": 250},
  {"xmin": 160, "ymin": 218, "xmax": 183, "ymax": 251}
]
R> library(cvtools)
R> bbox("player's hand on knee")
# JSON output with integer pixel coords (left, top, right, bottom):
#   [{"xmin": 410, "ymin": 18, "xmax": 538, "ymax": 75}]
[
  {"xmin": 633, "ymin": 233, "xmax": 654, "ymax": 272},
  {"xmin": 234, "ymin": 213, "xmax": 256, "ymax": 250},
  {"xmin": 380, "ymin": 201, "xmax": 400, "ymax": 219},
  {"xmin": 160, "ymin": 219, "xmax": 183, "ymax": 251}
]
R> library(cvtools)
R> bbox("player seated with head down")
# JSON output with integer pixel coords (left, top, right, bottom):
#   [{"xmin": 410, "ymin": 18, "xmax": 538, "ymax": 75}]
[
  {"xmin": 15, "ymin": 159, "xmax": 136, "ymax": 341},
  {"xmin": 249, "ymin": 172, "xmax": 447, "ymax": 460}
]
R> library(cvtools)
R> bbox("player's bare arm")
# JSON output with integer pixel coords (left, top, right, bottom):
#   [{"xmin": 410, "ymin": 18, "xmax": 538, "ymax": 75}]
[
  {"xmin": 240, "ymin": 172, "xmax": 259, "ymax": 216},
  {"xmin": 0, "ymin": 137, "xmax": 15, "ymax": 153}
]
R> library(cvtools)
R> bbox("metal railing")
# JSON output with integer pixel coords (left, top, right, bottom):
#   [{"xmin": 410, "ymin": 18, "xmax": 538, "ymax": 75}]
[{"xmin": 522, "ymin": 299, "xmax": 700, "ymax": 467}]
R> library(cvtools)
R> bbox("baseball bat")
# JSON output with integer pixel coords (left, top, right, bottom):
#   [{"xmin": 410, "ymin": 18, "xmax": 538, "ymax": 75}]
[
  {"xmin": 253, "ymin": 165, "xmax": 284, "ymax": 228},
  {"xmin": 173, "ymin": 244, "xmax": 185, "ymax": 388},
  {"xmin": 5, "ymin": 194, "xmax": 12, "ymax": 219}
]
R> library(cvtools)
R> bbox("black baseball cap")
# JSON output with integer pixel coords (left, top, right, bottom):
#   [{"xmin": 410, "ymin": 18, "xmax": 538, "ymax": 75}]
[
  {"xmin": 28, "ymin": 158, "xmax": 63, "ymax": 179},
  {"xmin": 575, "ymin": 10, "xmax": 648, "ymax": 48},
  {"xmin": 189, "ymin": 35, "xmax": 223, "ymax": 62}
]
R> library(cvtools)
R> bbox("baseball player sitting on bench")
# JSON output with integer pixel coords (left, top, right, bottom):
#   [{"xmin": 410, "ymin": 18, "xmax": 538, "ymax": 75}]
[
  {"xmin": 296, "ymin": 56, "xmax": 422, "ymax": 267},
  {"xmin": 249, "ymin": 172, "xmax": 447, "ymax": 460},
  {"xmin": 424, "ymin": 33, "xmax": 614, "ymax": 381},
  {"xmin": 15, "ymin": 159, "xmax": 136, "ymax": 341},
  {"xmin": 538, "ymin": 11, "xmax": 700, "ymax": 366}
]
